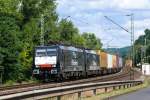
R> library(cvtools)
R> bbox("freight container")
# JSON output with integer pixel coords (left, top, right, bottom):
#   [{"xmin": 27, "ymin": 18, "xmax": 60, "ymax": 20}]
[
  {"xmin": 125, "ymin": 59, "xmax": 132, "ymax": 67},
  {"xmin": 107, "ymin": 54, "xmax": 113, "ymax": 68},
  {"xmin": 61, "ymin": 46, "xmax": 85, "ymax": 72},
  {"xmin": 96, "ymin": 50, "xmax": 101, "ymax": 55},
  {"xmin": 116, "ymin": 55, "xmax": 119, "ymax": 67},
  {"xmin": 100, "ymin": 52, "xmax": 108, "ymax": 68},
  {"xmin": 96, "ymin": 50, "xmax": 101, "ymax": 69},
  {"xmin": 119, "ymin": 57, "xmax": 123, "ymax": 67},
  {"xmin": 112, "ymin": 55, "xmax": 117, "ymax": 68},
  {"xmin": 86, "ymin": 50, "xmax": 100, "ymax": 71}
]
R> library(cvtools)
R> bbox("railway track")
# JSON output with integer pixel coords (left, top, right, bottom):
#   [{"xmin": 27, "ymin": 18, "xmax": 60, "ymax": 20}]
[
  {"xmin": 0, "ymin": 67, "xmax": 127, "ymax": 90},
  {"xmin": 0, "ymin": 66, "xmax": 141, "ymax": 97},
  {"xmin": 0, "ymin": 83, "xmax": 43, "ymax": 91}
]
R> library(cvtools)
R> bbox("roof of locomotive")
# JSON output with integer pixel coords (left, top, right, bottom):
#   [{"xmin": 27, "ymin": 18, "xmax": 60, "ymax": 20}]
[
  {"xmin": 35, "ymin": 45, "xmax": 97, "ymax": 54},
  {"xmin": 35, "ymin": 45, "xmax": 84, "ymax": 52},
  {"xmin": 35, "ymin": 45, "xmax": 122, "ymax": 57}
]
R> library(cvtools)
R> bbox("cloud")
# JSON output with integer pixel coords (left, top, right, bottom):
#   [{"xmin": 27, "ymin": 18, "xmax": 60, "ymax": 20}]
[
  {"xmin": 57, "ymin": 0, "xmax": 150, "ymax": 12},
  {"xmin": 113, "ymin": 0, "xmax": 150, "ymax": 9},
  {"xmin": 134, "ymin": 19, "xmax": 150, "ymax": 29},
  {"xmin": 56, "ymin": 0, "xmax": 150, "ymax": 48},
  {"xmin": 124, "ymin": 18, "xmax": 150, "ymax": 39},
  {"xmin": 136, "ymin": 30, "xmax": 145, "ymax": 38}
]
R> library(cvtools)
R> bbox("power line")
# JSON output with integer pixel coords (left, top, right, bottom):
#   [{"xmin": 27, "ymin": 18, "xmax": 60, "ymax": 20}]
[{"xmin": 104, "ymin": 16, "xmax": 129, "ymax": 33}]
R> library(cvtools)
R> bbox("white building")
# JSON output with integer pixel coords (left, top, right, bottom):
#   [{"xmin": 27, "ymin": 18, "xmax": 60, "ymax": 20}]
[{"xmin": 142, "ymin": 63, "xmax": 150, "ymax": 75}]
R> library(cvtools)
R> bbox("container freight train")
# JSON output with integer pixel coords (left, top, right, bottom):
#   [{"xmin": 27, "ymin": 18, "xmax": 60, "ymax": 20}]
[{"xmin": 32, "ymin": 45, "xmax": 123, "ymax": 81}]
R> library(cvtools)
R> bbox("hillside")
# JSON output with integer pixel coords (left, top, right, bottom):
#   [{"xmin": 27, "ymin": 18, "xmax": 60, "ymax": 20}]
[{"xmin": 104, "ymin": 46, "xmax": 131, "ymax": 57}]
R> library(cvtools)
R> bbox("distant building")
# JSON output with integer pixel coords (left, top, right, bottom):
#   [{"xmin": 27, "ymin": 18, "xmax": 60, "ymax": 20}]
[{"xmin": 142, "ymin": 63, "xmax": 150, "ymax": 75}]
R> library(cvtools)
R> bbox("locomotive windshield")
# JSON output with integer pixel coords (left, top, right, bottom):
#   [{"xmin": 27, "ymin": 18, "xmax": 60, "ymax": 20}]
[
  {"xmin": 36, "ymin": 49, "xmax": 46, "ymax": 56},
  {"xmin": 35, "ymin": 47, "xmax": 57, "ymax": 66},
  {"xmin": 35, "ymin": 48, "xmax": 56, "ymax": 57},
  {"xmin": 47, "ymin": 48, "xmax": 56, "ymax": 56}
]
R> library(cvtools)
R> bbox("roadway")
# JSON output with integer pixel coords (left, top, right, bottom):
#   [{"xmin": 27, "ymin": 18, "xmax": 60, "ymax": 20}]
[{"xmin": 112, "ymin": 86, "xmax": 150, "ymax": 100}]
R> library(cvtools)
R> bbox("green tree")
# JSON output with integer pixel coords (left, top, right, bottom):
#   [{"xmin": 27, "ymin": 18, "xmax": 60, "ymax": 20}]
[
  {"xmin": 82, "ymin": 32, "xmax": 102, "ymax": 49},
  {"xmin": 18, "ymin": 0, "xmax": 59, "ymax": 80},
  {"xmin": 21, "ymin": 0, "xmax": 59, "ymax": 44},
  {"xmin": 134, "ymin": 29, "xmax": 150, "ymax": 65},
  {"xmin": 0, "ymin": 15, "xmax": 22, "ymax": 81},
  {"xmin": 72, "ymin": 34, "xmax": 85, "ymax": 46},
  {"xmin": 0, "ymin": 0, "xmax": 59, "ymax": 82},
  {"xmin": 0, "ymin": 0, "xmax": 104, "ymax": 83},
  {"xmin": 0, "ymin": 0, "xmax": 22, "ymax": 19},
  {"xmin": 58, "ymin": 19, "xmax": 79, "ymax": 44}
]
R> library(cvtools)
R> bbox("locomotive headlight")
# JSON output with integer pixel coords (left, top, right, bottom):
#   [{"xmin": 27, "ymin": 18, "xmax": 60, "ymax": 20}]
[
  {"xmin": 51, "ymin": 69, "xmax": 57, "ymax": 74},
  {"xmin": 33, "ymin": 69, "xmax": 39, "ymax": 74},
  {"xmin": 36, "ymin": 65, "xmax": 40, "ymax": 68},
  {"xmin": 52, "ymin": 64, "xmax": 56, "ymax": 67}
]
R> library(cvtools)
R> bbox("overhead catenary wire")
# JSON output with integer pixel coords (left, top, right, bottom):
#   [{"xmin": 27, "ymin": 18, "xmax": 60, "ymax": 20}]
[{"xmin": 104, "ymin": 16, "xmax": 129, "ymax": 33}]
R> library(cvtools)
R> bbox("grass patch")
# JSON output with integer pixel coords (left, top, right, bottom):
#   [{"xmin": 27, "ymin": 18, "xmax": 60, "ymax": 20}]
[
  {"xmin": 1, "ymin": 77, "xmax": 39, "ymax": 87},
  {"xmin": 4, "ymin": 80, "xmax": 16, "ymax": 86}
]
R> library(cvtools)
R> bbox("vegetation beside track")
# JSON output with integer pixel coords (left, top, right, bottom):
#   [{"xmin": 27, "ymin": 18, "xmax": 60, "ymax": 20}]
[{"xmin": 1, "ymin": 78, "xmax": 39, "ymax": 87}]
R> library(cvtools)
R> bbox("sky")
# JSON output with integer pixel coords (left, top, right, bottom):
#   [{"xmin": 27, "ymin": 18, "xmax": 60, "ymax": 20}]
[{"xmin": 56, "ymin": 0, "xmax": 150, "ymax": 48}]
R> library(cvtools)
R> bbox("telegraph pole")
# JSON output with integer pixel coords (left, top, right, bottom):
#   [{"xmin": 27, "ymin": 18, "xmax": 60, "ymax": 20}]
[
  {"xmin": 40, "ymin": 14, "xmax": 44, "ymax": 46},
  {"xmin": 144, "ymin": 37, "xmax": 147, "ymax": 63},
  {"xmin": 126, "ymin": 13, "xmax": 134, "ymax": 80},
  {"xmin": 104, "ymin": 14, "xmax": 135, "ymax": 67},
  {"xmin": 130, "ymin": 14, "xmax": 134, "ymax": 67},
  {"xmin": 104, "ymin": 14, "xmax": 135, "ymax": 80}
]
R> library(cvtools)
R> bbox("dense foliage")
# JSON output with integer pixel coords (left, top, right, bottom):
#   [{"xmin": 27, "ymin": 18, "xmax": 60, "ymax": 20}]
[
  {"xmin": 134, "ymin": 29, "xmax": 150, "ymax": 65},
  {"xmin": 0, "ymin": 0, "xmax": 102, "ymax": 82}
]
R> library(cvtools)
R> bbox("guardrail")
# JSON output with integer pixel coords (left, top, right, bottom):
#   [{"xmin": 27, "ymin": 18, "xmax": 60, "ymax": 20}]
[{"xmin": 0, "ymin": 80, "xmax": 143, "ymax": 100}]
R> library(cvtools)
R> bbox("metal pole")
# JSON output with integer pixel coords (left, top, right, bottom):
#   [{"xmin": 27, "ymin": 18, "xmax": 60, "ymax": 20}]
[
  {"xmin": 126, "ymin": 13, "xmax": 134, "ymax": 67},
  {"xmin": 127, "ymin": 13, "xmax": 134, "ymax": 80},
  {"xmin": 132, "ymin": 14, "xmax": 135, "ymax": 68},
  {"xmin": 40, "ymin": 14, "xmax": 44, "ymax": 46},
  {"xmin": 131, "ymin": 14, "xmax": 134, "ymax": 67},
  {"xmin": 130, "ymin": 15, "xmax": 133, "ymax": 66},
  {"xmin": 131, "ymin": 14, "xmax": 134, "ymax": 80},
  {"xmin": 130, "ymin": 67, "xmax": 131, "ymax": 80},
  {"xmin": 145, "ymin": 38, "xmax": 147, "ymax": 63},
  {"xmin": 104, "ymin": 15, "xmax": 135, "ymax": 79},
  {"xmin": 141, "ymin": 48, "xmax": 142, "ymax": 65}
]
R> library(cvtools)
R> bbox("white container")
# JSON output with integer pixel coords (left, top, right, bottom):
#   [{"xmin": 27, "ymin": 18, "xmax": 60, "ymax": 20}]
[
  {"xmin": 107, "ymin": 54, "xmax": 113, "ymax": 68},
  {"xmin": 142, "ymin": 63, "xmax": 150, "ymax": 75},
  {"xmin": 119, "ymin": 57, "xmax": 123, "ymax": 68}
]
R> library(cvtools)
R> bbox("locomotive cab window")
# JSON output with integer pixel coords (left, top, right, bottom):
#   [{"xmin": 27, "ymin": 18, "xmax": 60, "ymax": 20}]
[
  {"xmin": 92, "ymin": 54, "xmax": 99, "ymax": 66},
  {"xmin": 35, "ymin": 48, "xmax": 57, "ymax": 57},
  {"xmin": 47, "ymin": 49, "xmax": 57, "ymax": 56},
  {"xmin": 72, "ymin": 51, "xmax": 77, "ymax": 59},
  {"xmin": 36, "ymin": 49, "xmax": 46, "ymax": 56}
]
